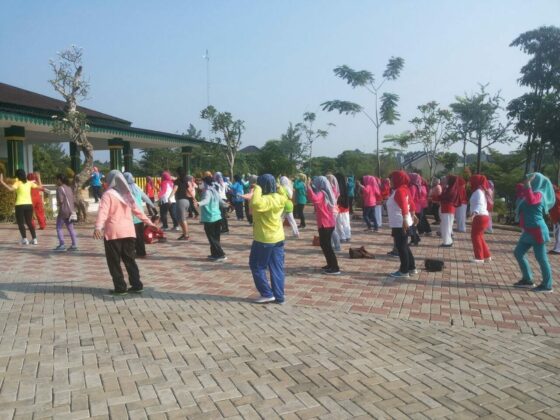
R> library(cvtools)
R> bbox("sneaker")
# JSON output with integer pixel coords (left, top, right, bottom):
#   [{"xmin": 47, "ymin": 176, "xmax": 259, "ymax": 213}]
[
  {"xmin": 439, "ymin": 243, "xmax": 453, "ymax": 248},
  {"xmin": 484, "ymin": 257, "xmax": 493, "ymax": 262},
  {"xmin": 53, "ymin": 244, "xmax": 67, "ymax": 252},
  {"xmin": 67, "ymin": 245, "xmax": 78, "ymax": 251},
  {"xmin": 323, "ymin": 268, "xmax": 341, "ymax": 275},
  {"xmin": 387, "ymin": 251, "xmax": 399, "ymax": 257},
  {"xmin": 127, "ymin": 287, "xmax": 144, "ymax": 293},
  {"xmin": 31, "ymin": 238, "xmax": 38, "ymax": 245},
  {"xmin": 108, "ymin": 290, "xmax": 128, "ymax": 296},
  {"xmin": 254, "ymin": 296, "xmax": 275, "ymax": 304},
  {"xmin": 389, "ymin": 271, "xmax": 410, "ymax": 278},
  {"xmin": 207, "ymin": 255, "xmax": 218, "ymax": 260},
  {"xmin": 534, "ymin": 284, "xmax": 553, "ymax": 293},
  {"xmin": 177, "ymin": 234, "xmax": 189, "ymax": 240},
  {"xmin": 215, "ymin": 256, "xmax": 227, "ymax": 261},
  {"xmin": 276, "ymin": 301, "xmax": 286, "ymax": 305},
  {"xmin": 513, "ymin": 279, "xmax": 534, "ymax": 288},
  {"xmin": 321, "ymin": 265, "xmax": 330, "ymax": 270},
  {"xmin": 173, "ymin": 227, "xmax": 180, "ymax": 231},
  {"xmin": 409, "ymin": 269, "xmax": 419, "ymax": 275},
  {"xmin": 471, "ymin": 259, "xmax": 484, "ymax": 264},
  {"xmin": 21, "ymin": 238, "xmax": 29, "ymax": 245}
]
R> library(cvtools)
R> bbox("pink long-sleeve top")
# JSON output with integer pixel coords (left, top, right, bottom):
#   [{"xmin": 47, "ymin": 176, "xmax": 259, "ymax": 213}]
[
  {"xmin": 307, "ymin": 186, "xmax": 335, "ymax": 228},
  {"xmin": 95, "ymin": 190, "xmax": 153, "ymax": 240}
]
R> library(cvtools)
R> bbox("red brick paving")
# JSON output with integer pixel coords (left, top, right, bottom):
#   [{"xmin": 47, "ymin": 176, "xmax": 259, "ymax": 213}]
[{"xmin": 1, "ymin": 209, "xmax": 559, "ymax": 336}]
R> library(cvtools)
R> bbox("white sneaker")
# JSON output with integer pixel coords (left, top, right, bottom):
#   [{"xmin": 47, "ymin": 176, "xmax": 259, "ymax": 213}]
[
  {"xmin": 485, "ymin": 257, "xmax": 493, "ymax": 262},
  {"xmin": 254, "ymin": 296, "xmax": 276, "ymax": 304},
  {"xmin": 21, "ymin": 238, "xmax": 29, "ymax": 245},
  {"xmin": 471, "ymin": 259, "xmax": 484, "ymax": 264},
  {"xmin": 31, "ymin": 238, "xmax": 38, "ymax": 245}
]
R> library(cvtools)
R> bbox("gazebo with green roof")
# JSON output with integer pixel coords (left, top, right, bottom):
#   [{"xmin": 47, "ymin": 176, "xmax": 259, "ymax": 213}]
[{"xmin": 0, "ymin": 82, "xmax": 209, "ymax": 176}]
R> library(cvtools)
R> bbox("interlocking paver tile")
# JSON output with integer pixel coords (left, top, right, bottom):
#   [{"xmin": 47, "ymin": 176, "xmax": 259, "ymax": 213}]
[{"xmin": 0, "ymin": 211, "xmax": 559, "ymax": 417}]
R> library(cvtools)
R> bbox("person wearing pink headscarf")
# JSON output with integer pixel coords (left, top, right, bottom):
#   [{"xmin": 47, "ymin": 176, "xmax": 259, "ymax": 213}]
[
  {"xmin": 158, "ymin": 171, "xmax": 174, "ymax": 230},
  {"xmin": 469, "ymin": 174, "xmax": 492, "ymax": 263},
  {"xmin": 357, "ymin": 175, "xmax": 380, "ymax": 232}
]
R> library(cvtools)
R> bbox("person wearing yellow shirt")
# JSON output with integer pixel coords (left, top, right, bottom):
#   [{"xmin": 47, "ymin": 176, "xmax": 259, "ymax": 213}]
[
  {"xmin": 242, "ymin": 174, "xmax": 287, "ymax": 304},
  {"xmin": 0, "ymin": 169, "xmax": 42, "ymax": 245}
]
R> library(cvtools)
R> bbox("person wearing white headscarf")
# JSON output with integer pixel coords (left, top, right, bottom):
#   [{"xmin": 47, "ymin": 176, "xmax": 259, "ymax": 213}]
[
  {"xmin": 124, "ymin": 171, "xmax": 157, "ymax": 257},
  {"xmin": 326, "ymin": 174, "xmax": 341, "ymax": 251},
  {"xmin": 279, "ymin": 176, "xmax": 299, "ymax": 238},
  {"xmin": 214, "ymin": 171, "xmax": 230, "ymax": 233},
  {"xmin": 94, "ymin": 170, "xmax": 156, "ymax": 295},
  {"xmin": 307, "ymin": 176, "xmax": 340, "ymax": 274}
]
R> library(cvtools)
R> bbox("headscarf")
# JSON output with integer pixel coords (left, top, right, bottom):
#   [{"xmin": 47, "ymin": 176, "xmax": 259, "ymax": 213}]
[
  {"xmin": 362, "ymin": 175, "xmax": 380, "ymax": 196},
  {"xmin": 440, "ymin": 175, "xmax": 459, "ymax": 203},
  {"xmin": 311, "ymin": 176, "xmax": 336, "ymax": 209},
  {"xmin": 408, "ymin": 173, "xmax": 422, "ymax": 188},
  {"xmin": 335, "ymin": 173, "xmax": 349, "ymax": 208},
  {"xmin": 214, "ymin": 171, "xmax": 225, "ymax": 186},
  {"xmin": 517, "ymin": 172, "xmax": 555, "ymax": 214},
  {"xmin": 279, "ymin": 176, "xmax": 293, "ymax": 199},
  {"xmin": 159, "ymin": 170, "xmax": 174, "ymax": 198},
  {"xmin": 470, "ymin": 174, "xmax": 489, "ymax": 192},
  {"xmin": 105, "ymin": 170, "xmax": 135, "ymax": 206},
  {"xmin": 123, "ymin": 171, "xmax": 143, "ymax": 197},
  {"xmin": 146, "ymin": 176, "xmax": 153, "ymax": 186},
  {"xmin": 296, "ymin": 173, "xmax": 307, "ymax": 183},
  {"xmin": 326, "ymin": 174, "xmax": 339, "ymax": 198},
  {"xmin": 390, "ymin": 170, "xmax": 410, "ymax": 189},
  {"xmin": 257, "ymin": 174, "xmax": 277, "ymax": 195},
  {"xmin": 248, "ymin": 174, "xmax": 258, "ymax": 185}
]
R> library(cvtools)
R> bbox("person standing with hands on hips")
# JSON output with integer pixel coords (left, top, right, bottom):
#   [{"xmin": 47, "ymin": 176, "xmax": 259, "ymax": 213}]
[{"xmin": 94, "ymin": 170, "xmax": 157, "ymax": 295}]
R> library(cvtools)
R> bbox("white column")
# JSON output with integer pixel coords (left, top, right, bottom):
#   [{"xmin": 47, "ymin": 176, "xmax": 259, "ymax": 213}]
[{"xmin": 25, "ymin": 143, "xmax": 33, "ymax": 173}]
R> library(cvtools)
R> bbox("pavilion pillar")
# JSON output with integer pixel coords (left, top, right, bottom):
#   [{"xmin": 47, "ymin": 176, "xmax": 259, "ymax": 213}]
[
  {"xmin": 4, "ymin": 126, "xmax": 25, "ymax": 177},
  {"xmin": 108, "ymin": 138, "xmax": 124, "ymax": 171},
  {"xmin": 182, "ymin": 146, "xmax": 193, "ymax": 175},
  {"xmin": 69, "ymin": 142, "xmax": 81, "ymax": 174},
  {"xmin": 123, "ymin": 141, "xmax": 133, "ymax": 172}
]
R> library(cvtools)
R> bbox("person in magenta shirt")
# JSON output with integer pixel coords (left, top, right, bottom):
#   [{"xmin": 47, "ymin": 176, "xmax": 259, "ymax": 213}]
[
  {"xmin": 307, "ymin": 176, "xmax": 340, "ymax": 275},
  {"xmin": 94, "ymin": 170, "xmax": 156, "ymax": 295},
  {"xmin": 357, "ymin": 175, "xmax": 379, "ymax": 232}
]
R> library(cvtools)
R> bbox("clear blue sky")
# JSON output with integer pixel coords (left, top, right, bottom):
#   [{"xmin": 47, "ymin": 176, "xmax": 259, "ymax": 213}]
[{"xmin": 1, "ymin": 0, "xmax": 559, "ymax": 159}]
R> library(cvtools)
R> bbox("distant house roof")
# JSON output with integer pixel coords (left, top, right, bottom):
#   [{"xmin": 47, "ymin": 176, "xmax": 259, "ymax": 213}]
[
  {"xmin": 239, "ymin": 145, "xmax": 261, "ymax": 154},
  {"xmin": 0, "ymin": 82, "xmax": 131, "ymax": 128},
  {"xmin": 401, "ymin": 151, "xmax": 427, "ymax": 167}
]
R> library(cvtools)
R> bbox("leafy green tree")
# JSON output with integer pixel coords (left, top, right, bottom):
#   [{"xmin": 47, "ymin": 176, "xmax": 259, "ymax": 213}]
[
  {"xmin": 507, "ymin": 26, "xmax": 560, "ymax": 174},
  {"xmin": 200, "ymin": 106, "xmax": 245, "ymax": 177},
  {"xmin": 438, "ymin": 152, "xmax": 460, "ymax": 173},
  {"xmin": 450, "ymin": 84, "xmax": 514, "ymax": 174},
  {"xmin": 307, "ymin": 156, "xmax": 339, "ymax": 176},
  {"xmin": 321, "ymin": 57, "xmax": 405, "ymax": 177},
  {"xmin": 335, "ymin": 149, "xmax": 376, "ymax": 178},
  {"xmin": 32, "ymin": 143, "xmax": 70, "ymax": 178},
  {"xmin": 384, "ymin": 101, "xmax": 456, "ymax": 180},
  {"xmin": 139, "ymin": 148, "xmax": 181, "ymax": 175},
  {"xmin": 258, "ymin": 140, "xmax": 297, "ymax": 176},
  {"xmin": 279, "ymin": 123, "xmax": 306, "ymax": 167}
]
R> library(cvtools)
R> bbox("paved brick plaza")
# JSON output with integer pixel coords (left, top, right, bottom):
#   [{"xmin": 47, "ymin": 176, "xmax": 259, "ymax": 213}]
[{"xmin": 0, "ymin": 211, "xmax": 559, "ymax": 418}]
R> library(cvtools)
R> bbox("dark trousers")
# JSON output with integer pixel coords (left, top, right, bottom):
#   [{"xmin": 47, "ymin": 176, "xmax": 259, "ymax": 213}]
[
  {"xmin": 318, "ymin": 227, "xmax": 339, "ymax": 270},
  {"xmin": 348, "ymin": 196, "xmax": 354, "ymax": 215},
  {"xmin": 170, "ymin": 203, "xmax": 178, "ymax": 228},
  {"xmin": 187, "ymin": 197, "xmax": 199, "ymax": 217},
  {"xmin": 134, "ymin": 223, "xmax": 146, "ymax": 257},
  {"xmin": 245, "ymin": 201, "xmax": 252, "ymax": 224},
  {"xmin": 104, "ymin": 238, "xmax": 142, "ymax": 292},
  {"xmin": 15, "ymin": 204, "xmax": 36, "ymax": 239},
  {"xmin": 363, "ymin": 206, "xmax": 377, "ymax": 229},
  {"xmin": 392, "ymin": 227, "xmax": 415, "ymax": 274},
  {"xmin": 204, "ymin": 220, "xmax": 225, "ymax": 257},
  {"xmin": 417, "ymin": 210, "xmax": 431, "ymax": 234},
  {"xmin": 295, "ymin": 204, "xmax": 306, "ymax": 227},
  {"xmin": 147, "ymin": 197, "xmax": 157, "ymax": 217},
  {"xmin": 234, "ymin": 202, "xmax": 244, "ymax": 220},
  {"xmin": 160, "ymin": 202, "xmax": 170, "ymax": 228},
  {"xmin": 220, "ymin": 208, "xmax": 229, "ymax": 232},
  {"xmin": 431, "ymin": 203, "xmax": 441, "ymax": 223},
  {"xmin": 92, "ymin": 185, "xmax": 103, "ymax": 202}
]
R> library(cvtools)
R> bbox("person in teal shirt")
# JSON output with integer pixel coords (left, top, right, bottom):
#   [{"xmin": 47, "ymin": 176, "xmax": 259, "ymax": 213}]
[
  {"xmin": 347, "ymin": 175, "xmax": 355, "ymax": 215},
  {"xmin": 199, "ymin": 172, "xmax": 226, "ymax": 260},
  {"xmin": 513, "ymin": 172, "xmax": 555, "ymax": 292},
  {"xmin": 293, "ymin": 173, "xmax": 307, "ymax": 228}
]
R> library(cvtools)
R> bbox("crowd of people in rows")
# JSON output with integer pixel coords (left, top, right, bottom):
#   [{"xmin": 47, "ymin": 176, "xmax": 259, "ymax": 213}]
[{"xmin": 1, "ymin": 165, "xmax": 559, "ymax": 300}]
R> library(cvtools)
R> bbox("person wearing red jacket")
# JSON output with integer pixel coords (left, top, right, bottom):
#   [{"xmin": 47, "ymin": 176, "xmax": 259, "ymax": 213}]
[
  {"xmin": 550, "ymin": 185, "xmax": 560, "ymax": 255},
  {"xmin": 27, "ymin": 172, "xmax": 47, "ymax": 230},
  {"xmin": 387, "ymin": 171, "xmax": 417, "ymax": 278},
  {"xmin": 440, "ymin": 175, "xmax": 459, "ymax": 247}
]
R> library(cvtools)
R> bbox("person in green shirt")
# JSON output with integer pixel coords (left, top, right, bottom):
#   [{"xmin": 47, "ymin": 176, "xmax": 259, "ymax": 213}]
[
  {"xmin": 243, "ymin": 174, "xmax": 287, "ymax": 304},
  {"xmin": 293, "ymin": 173, "xmax": 307, "ymax": 228}
]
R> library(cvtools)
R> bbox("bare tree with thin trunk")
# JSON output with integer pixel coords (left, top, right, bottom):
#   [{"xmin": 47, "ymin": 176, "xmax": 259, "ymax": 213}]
[{"xmin": 49, "ymin": 46, "xmax": 94, "ymax": 222}]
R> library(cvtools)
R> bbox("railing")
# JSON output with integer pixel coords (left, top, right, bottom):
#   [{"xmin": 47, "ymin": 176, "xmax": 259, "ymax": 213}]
[{"xmin": 37, "ymin": 175, "xmax": 162, "ymax": 196}]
